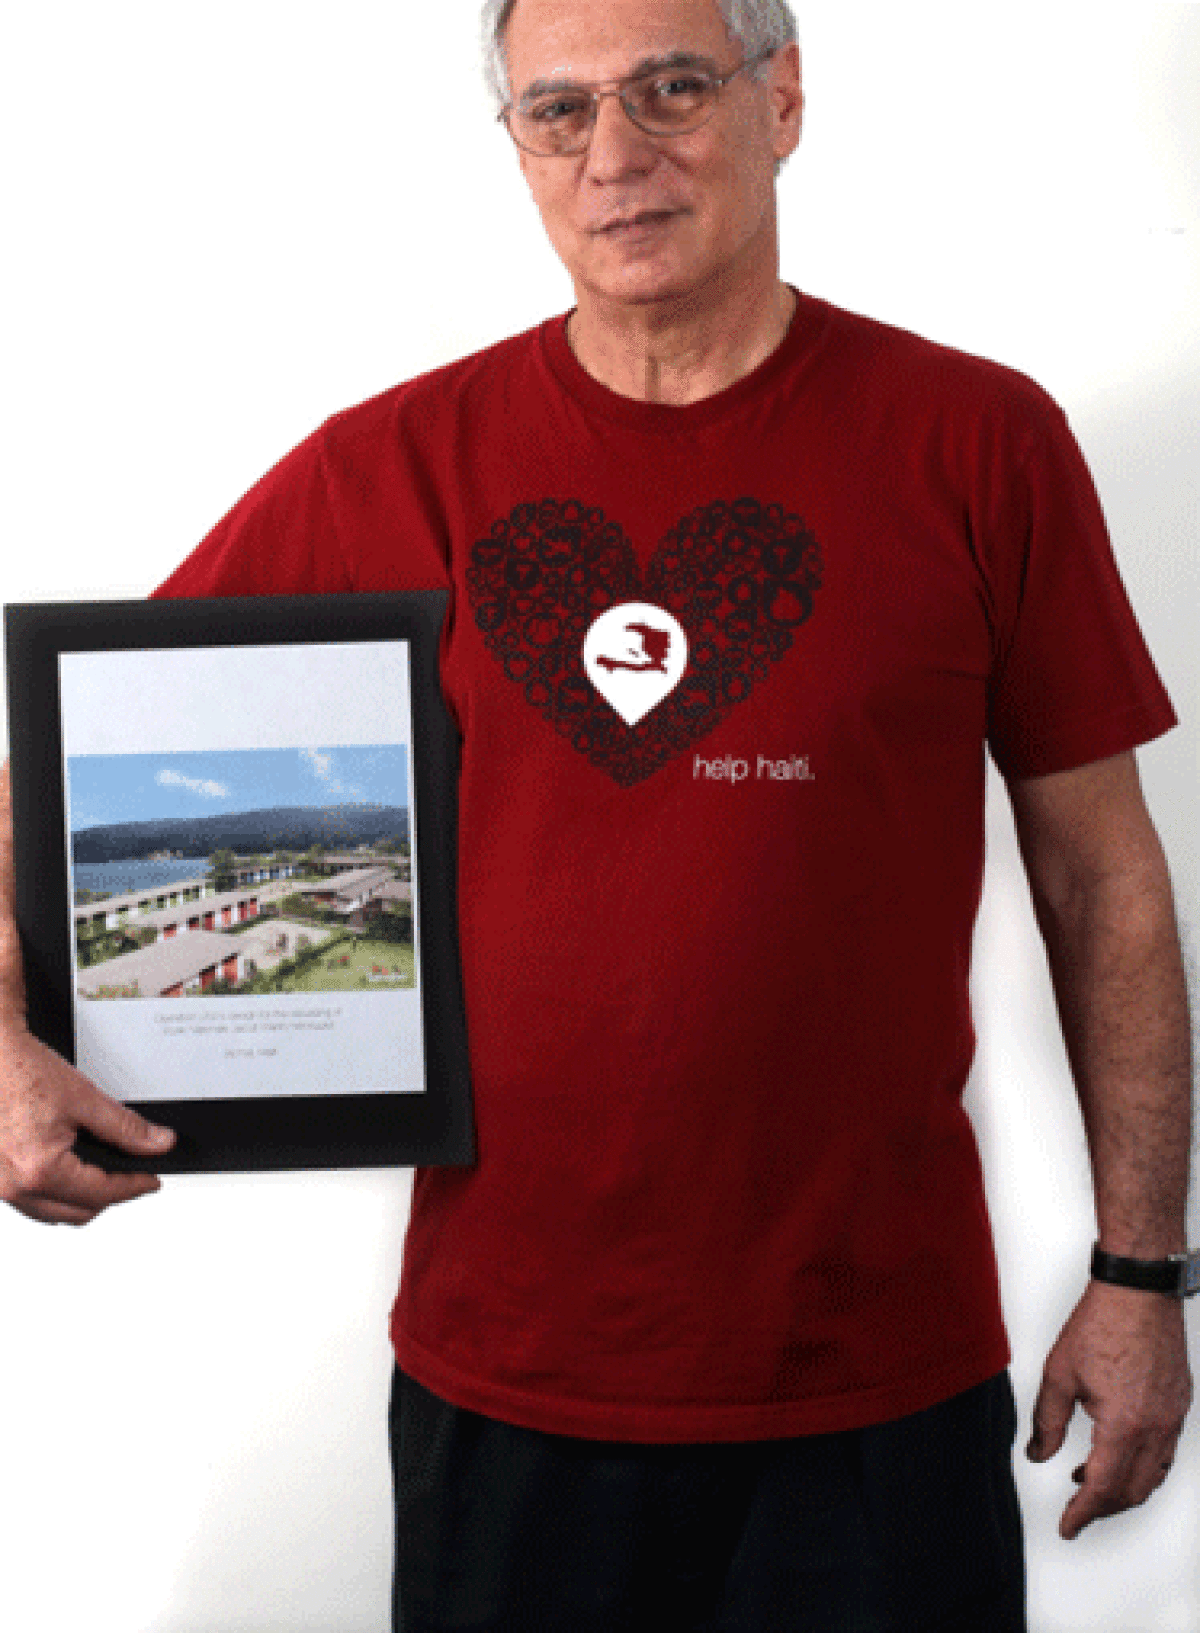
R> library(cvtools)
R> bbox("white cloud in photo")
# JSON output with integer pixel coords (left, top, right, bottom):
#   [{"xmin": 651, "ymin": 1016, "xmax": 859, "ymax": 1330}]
[
  {"xmin": 300, "ymin": 748, "xmax": 333, "ymax": 779},
  {"xmin": 156, "ymin": 769, "xmax": 229, "ymax": 798},
  {"xmin": 299, "ymin": 746, "xmax": 364, "ymax": 803}
]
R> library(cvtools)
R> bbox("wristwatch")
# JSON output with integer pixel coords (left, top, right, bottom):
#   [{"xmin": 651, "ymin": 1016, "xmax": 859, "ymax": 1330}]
[{"xmin": 1090, "ymin": 1244, "xmax": 1200, "ymax": 1299}]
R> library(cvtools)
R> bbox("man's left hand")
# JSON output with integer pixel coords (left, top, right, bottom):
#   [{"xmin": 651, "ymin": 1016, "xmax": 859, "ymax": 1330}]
[{"xmin": 1026, "ymin": 1277, "xmax": 1193, "ymax": 1540}]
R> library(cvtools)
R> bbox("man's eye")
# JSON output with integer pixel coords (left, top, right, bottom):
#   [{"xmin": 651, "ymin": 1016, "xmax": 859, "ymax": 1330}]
[
  {"xmin": 637, "ymin": 73, "xmax": 711, "ymax": 115},
  {"xmin": 528, "ymin": 95, "xmax": 589, "ymax": 123},
  {"xmin": 654, "ymin": 74, "xmax": 709, "ymax": 98}
]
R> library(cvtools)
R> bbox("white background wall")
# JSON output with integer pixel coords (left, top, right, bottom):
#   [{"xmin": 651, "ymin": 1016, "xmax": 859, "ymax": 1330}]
[{"xmin": 1, "ymin": 3, "xmax": 1196, "ymax": 1630}]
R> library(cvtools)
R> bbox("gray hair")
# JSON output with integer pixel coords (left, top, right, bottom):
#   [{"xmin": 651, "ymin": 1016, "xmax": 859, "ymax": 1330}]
[{"xmin": 480, "ymin": 0, "xmax": 799, "ymax": 111}]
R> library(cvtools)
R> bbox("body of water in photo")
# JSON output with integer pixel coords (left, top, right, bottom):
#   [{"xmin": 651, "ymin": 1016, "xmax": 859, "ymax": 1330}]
[{"xmin": 72, "ymin": 859, "xmax": 212, "ymax": 899}]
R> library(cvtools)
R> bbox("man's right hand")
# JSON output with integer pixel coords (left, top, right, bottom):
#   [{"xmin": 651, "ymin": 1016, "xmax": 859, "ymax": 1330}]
[
  {"xmin": 1, "ymin": 755, "xmax": 176, "ymax": 1224},
  {"xmin": 0, "ymin": 1021, "xmax": 177, "ymax": 1226}
]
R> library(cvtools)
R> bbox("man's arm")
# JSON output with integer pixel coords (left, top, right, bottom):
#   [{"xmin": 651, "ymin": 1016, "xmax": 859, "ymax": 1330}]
[
  {"xmin": 1005, "ymin": 748, "xmax": 1194, "ymax": 1539},
  {"xmin": 0, "ymin": 759, "xmax": 177, "ymax": 1225}
]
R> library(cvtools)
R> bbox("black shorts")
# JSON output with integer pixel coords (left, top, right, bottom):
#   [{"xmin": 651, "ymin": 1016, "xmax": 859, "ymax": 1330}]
[{"xmin": 389, "ymin": 1364, "xmax": 1027, "ymax": 1632}]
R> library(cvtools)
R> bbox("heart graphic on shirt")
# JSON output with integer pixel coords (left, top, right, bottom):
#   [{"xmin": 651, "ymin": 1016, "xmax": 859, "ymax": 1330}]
[{"xmin": 466, "ymin": 498, "xmax": 823, "ymax": 786}]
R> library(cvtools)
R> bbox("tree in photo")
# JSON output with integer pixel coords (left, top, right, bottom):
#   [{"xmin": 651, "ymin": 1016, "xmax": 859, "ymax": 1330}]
[{"xmin": 208, "ymin": 847, "xmax": 238, "ymax": 892}]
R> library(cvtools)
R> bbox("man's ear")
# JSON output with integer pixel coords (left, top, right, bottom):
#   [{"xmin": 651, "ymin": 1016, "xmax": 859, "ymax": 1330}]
[{"xmin": 771, "ymin": 41, "xmax": 804, "ymax": 160}]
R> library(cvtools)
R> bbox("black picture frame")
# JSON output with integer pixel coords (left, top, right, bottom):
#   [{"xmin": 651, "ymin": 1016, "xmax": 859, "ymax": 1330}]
[{"xmin": 4, "ymin": 593, "xmax": 475, "ymax": 1172}]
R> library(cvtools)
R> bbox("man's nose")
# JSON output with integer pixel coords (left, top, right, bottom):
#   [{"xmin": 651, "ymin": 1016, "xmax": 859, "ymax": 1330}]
[{"xmin": 583, "ymin": 92, "xmax": 657, "ymax": 179}]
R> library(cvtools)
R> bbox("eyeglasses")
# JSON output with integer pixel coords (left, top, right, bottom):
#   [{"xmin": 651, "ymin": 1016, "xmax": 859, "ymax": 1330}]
[{"xmin": 501, "ymin": 48, "xmax": 778, "ymax": 158}]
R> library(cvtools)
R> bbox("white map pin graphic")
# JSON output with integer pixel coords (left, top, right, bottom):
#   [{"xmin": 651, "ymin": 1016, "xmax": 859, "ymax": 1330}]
[{"xmin": 582, "ymin": 602, "xmax": 688, "ymax": 727}]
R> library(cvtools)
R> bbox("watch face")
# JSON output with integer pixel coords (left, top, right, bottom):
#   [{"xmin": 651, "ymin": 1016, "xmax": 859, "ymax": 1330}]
[{"xmin": 1183, "ymin": 1252, "xmax": 1200, "ymax": 1297}]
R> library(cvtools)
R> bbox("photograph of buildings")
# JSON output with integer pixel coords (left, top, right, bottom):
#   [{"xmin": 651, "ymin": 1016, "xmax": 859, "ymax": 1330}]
[{"xmin": 68, "ymin": 745, "xmax": 414, "ymax": 1001}]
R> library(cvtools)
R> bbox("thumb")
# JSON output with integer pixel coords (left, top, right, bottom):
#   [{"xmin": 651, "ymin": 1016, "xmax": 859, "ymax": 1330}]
[
  {"xmin": 1027, "ymin": 1370, "xmax": 1076, "ymax": 1462},
  {"xmin": 76, "ymin": 1078, "xmax": 177, "ymax": 1157}
]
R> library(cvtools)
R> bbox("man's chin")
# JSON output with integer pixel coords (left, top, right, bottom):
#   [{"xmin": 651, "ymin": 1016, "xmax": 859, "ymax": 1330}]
[{"xmin": 578, "ymin": 259, "xmax": 701, "ymax": 311}]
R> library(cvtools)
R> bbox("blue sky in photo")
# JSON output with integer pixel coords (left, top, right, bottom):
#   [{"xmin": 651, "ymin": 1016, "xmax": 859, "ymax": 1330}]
[{"xmin": 67, "ymin": 745, "xmax": 408, "ymax": 832}]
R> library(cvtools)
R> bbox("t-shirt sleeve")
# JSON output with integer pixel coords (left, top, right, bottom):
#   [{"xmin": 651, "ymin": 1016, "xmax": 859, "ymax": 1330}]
[
  {"xmin": 151, "ymin": 425, "xmax": 356, "ymax": 601},
  {"xmin": 985, "ymin": 400, "xmax": 1177, "ymax": 779}
]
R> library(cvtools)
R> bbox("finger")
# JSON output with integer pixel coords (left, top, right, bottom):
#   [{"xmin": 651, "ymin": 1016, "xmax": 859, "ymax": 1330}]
[
  {"xmin": 72, "ymin": 1078, "xmax": 177, "ymax": 1159},
  {"xmin": 11, "ymin": 1197, "xmax": 97, "ymax": 1226},
  {"xmin": 9, "ymin": 1170, "xmax": 161, "ymax": 1227},
  {"xmin": 1059, "ymin": 1435, "xmax": 1132, "ymax": 1539},
  {"xmin": 31, "ymin": 1149, "xmax": 167, "ymax": 1218},
  {"xmin": 1105, "ymin": 1438, "xmax": 1178, "ymax": 1511},
  {"xmin": 13, "ymin": 1192, "xmax": 136, "ymax": 1227},
  {"xmin": 5, "ymin": 1026, "xmax": 176, "ymax": 1172},
  {"xmin": 1028, "ymin": 1372, "xmax": 1076, "ymax": 1460},
  {"xmin": 1061, "ymin": 1481, "xmax": 1120, "ymax": 1540},
  {"xmin": 12, "ymin": 1044, "xmax": 176, "ymax": 1211},
  {"xmin": 1058, "ymin": 1432, "xmax": 1174, "ymax": 1539}
]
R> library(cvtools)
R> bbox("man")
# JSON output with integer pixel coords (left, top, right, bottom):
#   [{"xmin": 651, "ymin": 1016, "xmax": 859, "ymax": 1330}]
[{"xmin": 0, "ymin": 0, "xmax": 1194, "ymax": 1627}]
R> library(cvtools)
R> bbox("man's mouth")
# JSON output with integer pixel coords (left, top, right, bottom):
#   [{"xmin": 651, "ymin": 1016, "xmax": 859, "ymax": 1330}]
[{"xmin": 594, "ymin": 209, "xmax": 680, "ymax": 235}]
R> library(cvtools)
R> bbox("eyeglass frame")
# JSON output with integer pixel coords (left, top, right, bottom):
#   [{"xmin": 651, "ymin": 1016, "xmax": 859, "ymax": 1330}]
[{"xmin": 498, "ymin": 47, "xmax": 780, "ymax": 157}]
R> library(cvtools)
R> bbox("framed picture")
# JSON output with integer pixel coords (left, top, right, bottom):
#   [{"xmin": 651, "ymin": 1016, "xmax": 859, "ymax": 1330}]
[{"xmin": 4, "ymin": 592, "xmax": 475, "ymax": 1172}]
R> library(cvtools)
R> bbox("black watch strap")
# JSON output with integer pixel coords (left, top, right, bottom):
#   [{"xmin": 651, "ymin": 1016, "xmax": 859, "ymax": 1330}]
[{"xmin": 1091, "ymin": 1245, "xmax": 1200, "ymax": 1298}]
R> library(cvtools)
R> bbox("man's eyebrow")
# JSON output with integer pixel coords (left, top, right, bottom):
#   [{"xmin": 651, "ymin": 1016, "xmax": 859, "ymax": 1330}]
[{"xmin": 518, "ymin": 51, "xmax": 721, "ymax": 102}]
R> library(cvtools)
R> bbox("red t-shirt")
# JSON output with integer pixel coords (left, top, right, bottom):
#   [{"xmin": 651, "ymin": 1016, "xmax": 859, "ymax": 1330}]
[{"xmin": 156, "ymin": 291, "xmax": 1177, "ymax": 1441}]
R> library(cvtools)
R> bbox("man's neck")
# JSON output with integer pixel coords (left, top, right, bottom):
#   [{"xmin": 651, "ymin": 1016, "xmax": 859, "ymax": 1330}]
[{"xmin": 565, "ymin": 275, "xmax": 797, "ymax": 407}]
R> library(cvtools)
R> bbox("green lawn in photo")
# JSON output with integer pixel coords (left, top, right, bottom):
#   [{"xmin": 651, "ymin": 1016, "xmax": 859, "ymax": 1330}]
[{"xmin": 270, "ymin": 935, "xmax": 415, "ymax": 993}]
